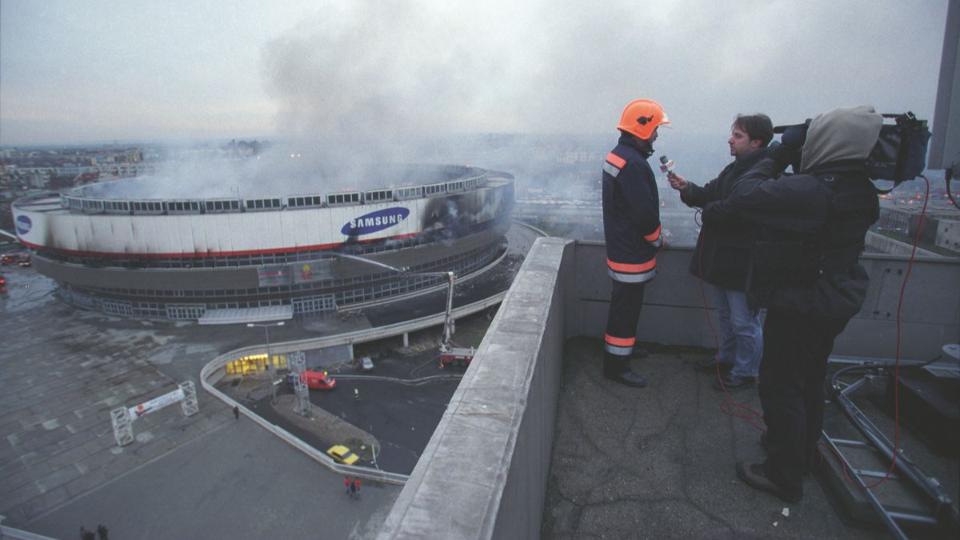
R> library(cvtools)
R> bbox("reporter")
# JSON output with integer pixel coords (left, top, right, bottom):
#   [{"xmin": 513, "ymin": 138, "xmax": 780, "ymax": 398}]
[{"xmin": 669, "ymin": 114, "xmax": 773, "ymax": 390}]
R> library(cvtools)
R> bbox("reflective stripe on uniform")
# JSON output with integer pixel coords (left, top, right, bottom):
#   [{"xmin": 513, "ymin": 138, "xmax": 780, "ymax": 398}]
[
  {"xmin": 603, "ymin": 152, "xmax": 626, "ymax": 178},
  {"xmin": 644, "ymin": 225, "xmax": 662, "ymax": 243},
  {"xmin": 608, "ymin": 267, "xmax": 656, "ymax": 283},
  {"xmin": 607, "ymin": 258, "xmax": 656, "ymax": 273},
  {"xmin": 606, "ymin": 152, "xmax": 626, "ymax": 168},
  {"xmin": 604, "ymin": 333, "xmax": 636, "ymax": 347},
  {"xmin": 605, "ymin": 343, "xmax": 633, "ymax": 356},
  {"xmin": 602, "ymin": 161, "xmax": 621, "ymax": 177},
  {"xmin": 604, "ymin": 332, "xmax": 635, "ymax": 356},
  {"xmin": 607, "ymin": 257, "xmax": 657, "ymax": 283}
]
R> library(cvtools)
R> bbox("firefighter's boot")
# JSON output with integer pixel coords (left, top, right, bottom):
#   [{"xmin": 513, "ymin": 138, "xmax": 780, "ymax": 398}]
[{"xmin": 603, "ymin": 355, "xmax": 647, "ymax": 388}]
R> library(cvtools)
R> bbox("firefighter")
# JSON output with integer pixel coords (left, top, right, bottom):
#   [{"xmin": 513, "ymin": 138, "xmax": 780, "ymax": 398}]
[
  {"xmin": 702, "ymin": 105, "xmax": 883, "ymax": 502},
  {"xmin": 601, "ymin": 98, "xmax": 670, "ymax": 387}
]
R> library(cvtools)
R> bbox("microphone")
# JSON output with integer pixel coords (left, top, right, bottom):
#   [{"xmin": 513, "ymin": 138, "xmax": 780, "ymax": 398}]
[
  {"xmin": 661, "ymin": 155, "xmax": 686, "ymax": 191},
  {"xmin": 659, "ymin": 155, "xmax": 675, "ymax": 175}
]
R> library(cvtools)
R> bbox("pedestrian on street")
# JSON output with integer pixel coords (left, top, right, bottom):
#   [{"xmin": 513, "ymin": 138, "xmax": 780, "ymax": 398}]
[
  {"xmin": 344, "ymin": 475, "xmax": 352, "ymax": 495},
  {"xmin": 80, "ymin": 527, "xmax": 95, "ymax": 540},
  {"xmin": 353, "ymin": 477, "xmax": 362, "ymax": 499},
  {"xmin": 353, "ymin": 387, "xmax": 359, "ymax": 400},
  {"xmin": 97, "ymin": 524, "xmax": 109, "ymax": 540},
  {"xmin": 233, "ymin": 405, "xmax": 239, "ymax": 420},
  {"xmin": 349, "ymin": 478, "xmax": 357, "ymax": 499}
]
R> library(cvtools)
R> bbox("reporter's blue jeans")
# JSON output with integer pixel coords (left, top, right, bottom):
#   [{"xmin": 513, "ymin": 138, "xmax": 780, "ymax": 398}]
[{"xmin": 711, "ymin": 286, "xmax": 763, "ymax": 379}]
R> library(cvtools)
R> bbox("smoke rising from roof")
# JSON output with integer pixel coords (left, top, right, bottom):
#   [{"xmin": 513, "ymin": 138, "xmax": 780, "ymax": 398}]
[
  {"xmin": 249, "ymin": 0, "xmax": 945, "ymax": 197},
  {"xmin": 259, "ymin": 0, "xmax": 944, "ymax": 141},
  {"xmin": 261, "ymin": 2, "xmax": 537, "ymax": 154},
  {"xmin": 78, "ymin": 156, "xmax": 480, "ymax": 199}
]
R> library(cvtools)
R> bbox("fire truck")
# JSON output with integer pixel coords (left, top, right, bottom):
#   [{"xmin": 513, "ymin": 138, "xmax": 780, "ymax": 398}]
[
  {"xmin": 439, "ymin": 345, "xmax": 476, "ymax": 368},
  {"xmin": 288, "ymin": 370, "xmax": 336, "ymax": 390}
]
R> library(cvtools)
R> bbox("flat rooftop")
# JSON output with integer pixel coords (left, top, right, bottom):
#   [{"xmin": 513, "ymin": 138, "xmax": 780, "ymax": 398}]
[{"xmin": 544, "ymin": 338, "xmax": 957, "ymax": 539}]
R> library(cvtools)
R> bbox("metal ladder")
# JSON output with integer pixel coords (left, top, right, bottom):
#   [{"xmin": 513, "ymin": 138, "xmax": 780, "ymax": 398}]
[{"xmin": 825, "ymin": 362, "xmax": 959, "ymax": 539}]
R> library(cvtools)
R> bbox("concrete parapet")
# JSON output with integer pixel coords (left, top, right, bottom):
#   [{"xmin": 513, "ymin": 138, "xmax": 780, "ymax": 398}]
[
  {"xmin": 569, "ymin": 241, "xmax": 959, "ymax": 362},
  {"xmin": 378, "ymin": 237, "xmax": 573, "ymax": 540},
  {"xmin": 865, "ymin": 230, "xmax": 945, "ymax": 258}
]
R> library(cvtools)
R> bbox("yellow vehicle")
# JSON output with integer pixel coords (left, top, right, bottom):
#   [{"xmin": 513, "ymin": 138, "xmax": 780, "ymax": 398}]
[{"xmin": 326, "ymin": 444, "xmax": 359, "ymax": 465}]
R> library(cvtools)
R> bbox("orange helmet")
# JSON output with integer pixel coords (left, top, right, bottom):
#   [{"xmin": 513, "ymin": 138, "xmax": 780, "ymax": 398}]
[{"xmin": 617, "ymin": 99, "xmax": 670, "ymax": 140}]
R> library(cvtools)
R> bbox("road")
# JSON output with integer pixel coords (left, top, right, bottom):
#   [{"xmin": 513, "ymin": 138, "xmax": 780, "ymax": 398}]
[{"xmin": 26, "ymin": 419, "xmax": 397, "ymax": 540}]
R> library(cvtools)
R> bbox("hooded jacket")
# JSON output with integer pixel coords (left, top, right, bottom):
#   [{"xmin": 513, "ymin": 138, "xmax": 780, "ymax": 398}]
[
  {"xmin": 702, "ymin": 106, "xmax": 883, "ymax": 320},
  {"xmin": 602, "ymin": 133, "xmax": 662, "ymax": 283}
]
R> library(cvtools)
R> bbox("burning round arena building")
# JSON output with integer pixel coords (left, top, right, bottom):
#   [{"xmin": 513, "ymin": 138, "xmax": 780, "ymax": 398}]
[{"xmin": 12, "ymin": 164, "xmax": 513, "ymax": 322}]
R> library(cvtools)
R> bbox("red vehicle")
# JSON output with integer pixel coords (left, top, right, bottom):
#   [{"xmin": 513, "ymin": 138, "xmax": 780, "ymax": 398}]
[
  {"xmin": 0, "ymin": 254, "xmax": 15, "ymax": 265},
  {"xmin": 439, "ymin": 347, "xmax": 476, "ymax": 368},
  {"xmin": 300, "ymin": 370, "xmax": 336, "ymax": 390},
  {"xmin": 0, "ymin": 274, "xmax": 7, "ymax": 295}
]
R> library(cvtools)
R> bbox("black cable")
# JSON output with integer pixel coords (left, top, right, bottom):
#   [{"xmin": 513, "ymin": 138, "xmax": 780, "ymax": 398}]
[
  {"xmin": 829, "ymin": 362, "xmax": 883, "ymax": 392},
  {"xmin": 944, "ymin": 169, "xmax": 960, "ymax": 210}
]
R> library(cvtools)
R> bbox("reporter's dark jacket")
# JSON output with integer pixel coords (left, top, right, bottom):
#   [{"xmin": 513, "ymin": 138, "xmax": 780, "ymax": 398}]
[
  {"xmin": 702, "ymin": 106, "xmax": 883, "ymax": 321},
  {"xmin": 680, "ymin": 148, "xmax": 766, "ymax": 290},
  {"xmin": 602, "ymin": 134, "xmax": 662, "ymax": 283}
]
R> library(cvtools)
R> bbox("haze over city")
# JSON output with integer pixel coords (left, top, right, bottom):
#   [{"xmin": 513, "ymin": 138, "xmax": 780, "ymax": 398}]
[{"xmin": 0, "ymin": 0, "xmax": 948, "ymax": 150}]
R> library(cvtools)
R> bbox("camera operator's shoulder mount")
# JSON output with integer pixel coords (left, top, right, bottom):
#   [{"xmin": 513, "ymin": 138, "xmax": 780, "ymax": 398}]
[{"xmin": 774, "ymin": 112, "xmax": 931, "ymax": 193}]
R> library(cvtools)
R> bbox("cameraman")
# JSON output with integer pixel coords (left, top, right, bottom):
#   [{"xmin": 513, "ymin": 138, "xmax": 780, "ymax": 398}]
[
  {"xmin": 702, "ymin": 106, "xmax": 883, "ymax": 503},
  {"xmin": 667, "ymin": 114, "xmax": 773, "ymax": 390}
]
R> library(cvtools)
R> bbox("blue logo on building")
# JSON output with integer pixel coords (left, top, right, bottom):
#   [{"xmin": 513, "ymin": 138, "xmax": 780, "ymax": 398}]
[
  {"xmin": 16, "ymin": 215, "xmax": 32, "ymax": 235},
  {"xmin": 341, "ymin": 207, "xmax": 410, "ymax": 236}
]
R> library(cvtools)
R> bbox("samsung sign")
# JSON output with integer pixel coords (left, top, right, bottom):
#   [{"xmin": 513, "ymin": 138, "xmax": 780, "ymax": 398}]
[
  {"xmin": 16, "ymin": 215, "xmax": 32, "ymax": 235},
  {"xmin": 341, "ymin": 207, "xmax": 410, "ymax": 236}
]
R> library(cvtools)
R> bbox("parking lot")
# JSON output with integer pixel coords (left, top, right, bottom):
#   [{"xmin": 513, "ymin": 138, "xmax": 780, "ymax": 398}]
[{"xmin": 221, "ymin": 314, "xmax": 492, "ymax": 475}]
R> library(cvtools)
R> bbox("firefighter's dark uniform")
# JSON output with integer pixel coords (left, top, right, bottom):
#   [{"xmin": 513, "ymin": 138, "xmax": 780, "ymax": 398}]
[
  {"xmin": 703, "ymin": 106, "xmax": 883, "ymax": 501},
  {"xmin": 601, "ymin": 134, "xmax": 662, "ymax": 385}
]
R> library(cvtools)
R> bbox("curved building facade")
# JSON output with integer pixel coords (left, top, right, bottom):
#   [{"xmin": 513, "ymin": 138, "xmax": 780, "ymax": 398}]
[{"xmin": 12, "ymin": 165, "xmax": 514, "ymax": 321}]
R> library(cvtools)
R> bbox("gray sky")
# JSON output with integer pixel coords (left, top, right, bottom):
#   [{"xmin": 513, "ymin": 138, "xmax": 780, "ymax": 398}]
[{"xmin": 0, "ymin": 0, "xmax": 949, "ymax": 146}]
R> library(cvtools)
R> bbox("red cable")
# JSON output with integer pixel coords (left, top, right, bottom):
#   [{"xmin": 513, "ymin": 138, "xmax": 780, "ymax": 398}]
[
  {"xmin": 820, "ymin": 439, "xmax": 856, "ymax": 484},
  {"xmin": 858, "ymin": 174, "xmax": 930, "ymax": 490},
  {"xmin": 693, "ymin": 210, "xmax": 767, "ymax": 432},
  {"xmin": 696, "ymin": 174, "xmax": 930, "ymax": 489}
]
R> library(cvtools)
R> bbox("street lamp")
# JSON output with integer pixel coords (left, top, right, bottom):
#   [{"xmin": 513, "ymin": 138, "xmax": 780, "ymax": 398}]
[
  {"xmin": 360, "ymin": 442, "xmax": 381, "ymax": 470},
  {"xmin": 330, "ymin": 253, "xmax": 456, "ymax": 346},
  {"xmin": 247, "ymin": 321, "xmax": 285, "ymax": 403}
]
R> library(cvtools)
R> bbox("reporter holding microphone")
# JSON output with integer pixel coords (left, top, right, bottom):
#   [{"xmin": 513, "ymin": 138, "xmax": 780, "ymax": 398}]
[{"xmin": 665, "ymin": 114, "xmax": 774, "ymax": 390}]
